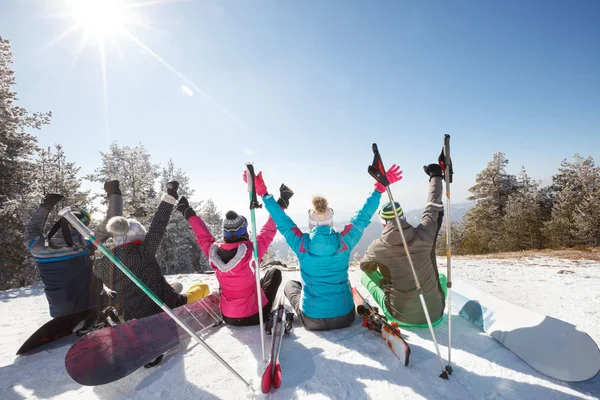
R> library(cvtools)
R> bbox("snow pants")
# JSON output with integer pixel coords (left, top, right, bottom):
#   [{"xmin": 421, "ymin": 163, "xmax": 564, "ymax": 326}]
[
  {"xmin": 222, "ymin": 267, "xmax": 282, "ymax": 326},
  {"xmin": 284, "ymin": 280, "xmax": 355, "ymax": 331},
  {"xmin": 361, "ymin": 271, "xmax": 447, "ymax": 328}
]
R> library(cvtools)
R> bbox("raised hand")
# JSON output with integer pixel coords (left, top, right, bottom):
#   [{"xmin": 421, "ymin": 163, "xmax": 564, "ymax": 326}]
[{"xmin": 374, "ymin": 164, "xmax": 403, "ymax": 193}]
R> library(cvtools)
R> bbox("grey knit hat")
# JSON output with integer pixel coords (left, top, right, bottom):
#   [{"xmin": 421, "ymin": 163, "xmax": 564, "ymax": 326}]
[{"xmin": 107, "ymin": 216, "xmax": 147, "ymax": 246}]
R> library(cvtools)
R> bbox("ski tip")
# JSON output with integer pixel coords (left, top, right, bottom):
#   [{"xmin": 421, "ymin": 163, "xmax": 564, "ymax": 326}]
[
  {"xmin": 272, "ymin": 362, "xmax": 282, "ymax": 389},
  {"xmin": 261, "ymin": 362, "xmax": 273, "ymax": 394}
]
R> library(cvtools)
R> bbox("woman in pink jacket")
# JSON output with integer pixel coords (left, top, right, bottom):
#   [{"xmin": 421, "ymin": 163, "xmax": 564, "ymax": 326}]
[{"xmin": 176, "ymin": 189, "xmax": 291, "ymax": 326}]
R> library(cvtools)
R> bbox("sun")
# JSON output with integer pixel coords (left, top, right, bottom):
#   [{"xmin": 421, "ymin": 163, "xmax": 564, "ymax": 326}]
[{"xmin": 68, "ymin": 0, "xmax": 130, "ymax": 38}]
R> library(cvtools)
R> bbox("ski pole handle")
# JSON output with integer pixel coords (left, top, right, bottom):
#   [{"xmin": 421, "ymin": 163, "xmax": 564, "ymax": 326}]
[
  {"xmin": 59, "ymin": 207, "xmax": 94, "ymax": 240},
  {"xmin": 368, "ymin": 143, "xmax": 390, "ymax": 186},
  {"xmin": 245, "ymin": 162, "xmax": 262, "ymax": 210},
  {"xmin": 245, "ymin": 163, "xmax": 256, "ymax": 194}
]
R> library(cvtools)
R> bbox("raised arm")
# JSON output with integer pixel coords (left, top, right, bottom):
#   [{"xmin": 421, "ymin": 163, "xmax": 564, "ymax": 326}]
[
  {"xmin": 418, "ymin": 164, "xmax": 445, "ymax": 240},
  {"xmin": 263, "ymin": 195, "xmax": 303, "ymax": 253},
  {"xmin": 177, "ymin": 196, "xmax": 216, "ymax": 257},
  {"xmin": 24, "ymin": 194, "xmax": 63, "ymax": 249},
  {"xmin": 257, "ymin": 184, "xmax": 293, "ymax": 259},
  {"xmin": 244, "ymin": 171, "xmax": 302, "ymax": 254},
  {"xmin": 339, "ymin": 190, "xmax": 382, "ymax": 249},
  {"xmin": 95, "ymin": 180, "xmax": 124, "ymax": 243},
  {"xmin": 140, "ymin": 181, "xmax": 178, "ymax": 256}
]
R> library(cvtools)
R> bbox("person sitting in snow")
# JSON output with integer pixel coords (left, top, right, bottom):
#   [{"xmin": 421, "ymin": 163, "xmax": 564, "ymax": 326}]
[
  {"xmin": 23, "ymin": 181, "xmax": 122, "ymax": 318},
  {"xmin": 246, "ymin": 165, "xmax": 403, "ymax": 331},
  {"xmin": 176, "ymin": 184, "xmax": 292, "ymax": 327},
  {"xmin": 94, "ymin": 181, "xmax": 209, "ymax": 322},
  {"xmin": 359, "ymin": 163, "xmax": 448, "ymax": 327}
]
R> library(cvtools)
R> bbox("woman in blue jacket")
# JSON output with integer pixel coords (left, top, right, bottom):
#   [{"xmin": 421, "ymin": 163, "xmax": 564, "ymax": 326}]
[{"xmin": 247, "ymin": 165, "xmax": 402, "ymax": 331}]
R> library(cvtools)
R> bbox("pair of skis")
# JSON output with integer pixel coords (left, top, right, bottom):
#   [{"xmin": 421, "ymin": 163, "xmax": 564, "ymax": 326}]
[
  {"xmin": 261, "ymin": 298, "xmax": 293, "ymax": 393},
  {"xmin": 352, "ymin": 287, "xmax": 411, "ymax": 366}
]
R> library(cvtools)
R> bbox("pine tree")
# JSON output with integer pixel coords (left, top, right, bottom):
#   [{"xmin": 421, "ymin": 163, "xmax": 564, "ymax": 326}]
[
  {"xmin": 500, "ymin": 167, "xmax": 544, "ymax": 251},
  {"xmin": 437, "ymin": 221, "xmax": 465, "ymax": 255},
  {"xmin": 461, "ymin": 152, "xmax": 517, "ymax": 254},
  {"xmin": 544, "ymin": 155, "xmax": 600, "ymax": 247},
  {"xmin": 196, "ymin": 199, "xmax": 223, "ymax": 272},
  {"xmin": 0, "ymin": 37, "xmax": 52, "ymax": 290},
  {"xmin": 35, "ymin": 144, "xmax": 92, "ymax": 222},
  {"xmin": 156, "ymin": 159, "xmax": 202, "ymax": 274},
  {"xmin": 86, "ymin": 142, "xmax": 159, "ymax": 226}
]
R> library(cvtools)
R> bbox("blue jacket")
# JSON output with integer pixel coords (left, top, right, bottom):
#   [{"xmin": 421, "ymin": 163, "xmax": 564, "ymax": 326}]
[{"xmin": 263, "ymin": 190, "xmax": 382, "ymax": 318}]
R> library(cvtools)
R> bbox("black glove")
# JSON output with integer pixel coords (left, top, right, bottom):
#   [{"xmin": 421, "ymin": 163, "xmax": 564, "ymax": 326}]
[
  {"xmin": 176, "ymin": 196, "xmax": 196, "ymax": 220},
  {"xmin": 104, "ymin": 180, "xmax": 121, "ymax": 195},
  {"xmin": 423, "ymin": 164, "xmax": 443, "ymax": 180},
  {"xmin": 41, "ymin": 193, "xmax": 64, "ymax": 209},
  {"xmin": 167, "ymin": 181, "xmax": 179, "ymax": 200},
  {"xmin": 277, "ymin": 184, "xmax": 294, "ymax": 209}
]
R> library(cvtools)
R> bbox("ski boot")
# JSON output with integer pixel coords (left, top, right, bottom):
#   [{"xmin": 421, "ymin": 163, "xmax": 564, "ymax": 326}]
[
  {"xmin": 265, "ymin": 309, "xmax": 277, "ymax": 335},
  {"xmin": 284, "ymin": 311, "xmax": 294, "ymax": 334}
]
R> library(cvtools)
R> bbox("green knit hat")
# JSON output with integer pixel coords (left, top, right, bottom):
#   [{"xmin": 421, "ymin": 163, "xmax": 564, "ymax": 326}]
[{"xmin": 379, "ymin": 201, "xmax": 403, "ymax": 220}]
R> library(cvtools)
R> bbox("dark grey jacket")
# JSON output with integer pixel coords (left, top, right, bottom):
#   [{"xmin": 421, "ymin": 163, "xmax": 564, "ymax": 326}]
[
  {"xmin": 24, "ymin": 194, "xmax": 122, "ymax": 317},
  {"xmin": 360, "ymin": 176, "xmax": 445, "ymax": 324},
  {"xmin": 93, "ymin": 195, "xmax": 186, "ymax": 321}
]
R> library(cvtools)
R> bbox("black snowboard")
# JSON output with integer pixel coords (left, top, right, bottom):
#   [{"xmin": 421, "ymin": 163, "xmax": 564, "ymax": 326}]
[{"xmin": 17, "ymin": 304, "xmax": 117, "ymax": 355}]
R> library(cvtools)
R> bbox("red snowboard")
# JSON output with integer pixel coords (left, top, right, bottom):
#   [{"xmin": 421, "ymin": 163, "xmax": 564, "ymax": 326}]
[{"xmin": 65, "ymin": 292, "xmax": 221, "ymax": 386}]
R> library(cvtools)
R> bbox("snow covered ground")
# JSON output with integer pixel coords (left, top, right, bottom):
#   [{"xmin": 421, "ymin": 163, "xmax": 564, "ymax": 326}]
[{"xmin": 1, "ymin": 257, "xmax": 599, "ymax": 400}]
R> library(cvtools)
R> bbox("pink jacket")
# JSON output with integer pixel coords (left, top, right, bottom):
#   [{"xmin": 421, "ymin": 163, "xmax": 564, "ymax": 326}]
[{"xmin": 188, "ymin": 216, "xmax": 277, "ymax": 318}]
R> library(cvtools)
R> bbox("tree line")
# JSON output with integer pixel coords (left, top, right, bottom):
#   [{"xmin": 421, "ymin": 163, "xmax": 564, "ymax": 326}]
[{"xmin": 437, "ymin": 152, "xmax": 600, "ymax": 255}]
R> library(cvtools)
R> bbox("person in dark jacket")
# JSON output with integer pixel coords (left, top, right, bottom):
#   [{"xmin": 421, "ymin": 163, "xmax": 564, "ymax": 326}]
[
  {"xmin": 360, "ymin": 163, "xmax": 448, "ymax": 327},
  {"xmin": 95, "ymin": 181, "xmax": 207, "ymax": 322},
  {"xmin": 24, "ymin": 181, "xmax": 122, "ymax": 318}
]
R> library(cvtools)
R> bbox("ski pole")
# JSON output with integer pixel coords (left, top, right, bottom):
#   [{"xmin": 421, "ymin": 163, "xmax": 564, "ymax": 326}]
[
  {"xmin": 368, "ymin": 144, "xmax": 449, "ymax": 380},
  {"xmin": 245, "ymin": 162, "xmax": 266, "ymax": 362},
  {"xmin": 58, "ymin": 207, "xmax": 251, "ymax": 388},
  {"xmin": 439, "ymin": 134, "xmax": 454, "ymax": 375}
]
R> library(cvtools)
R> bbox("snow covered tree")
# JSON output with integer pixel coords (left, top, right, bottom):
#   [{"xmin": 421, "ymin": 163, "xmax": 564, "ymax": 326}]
[
  {"xmin": 544, "ymin": 155, "xmax": 600, "ymax": 247},
  {"xmin": 0, "ymin": 37, "xmax": 51, "ymax": 290},
  {"xmin": 461, "ymin": 152, "xmax": 517, "ymax": 254},
  {"xmin": 500, "ymin": 167, "xmax": 544, "ymax": 251},
  {"xmin": 35, "ymin": 144, "xmax": 92, "ymax": 222},
  {"xmin": 86, "ymin": 142, "xmax": 159, "ymax": 226},
  {"xmin": 195, "ymin": 199, "xmax": 223, "ymax": 272},
  {"xmin": 156, "ymin": 159, "xmax": 202, "ymax": 274},
  {"xmin": 436, "ymin": 220, "xmax": 466, "ymax": 255}
]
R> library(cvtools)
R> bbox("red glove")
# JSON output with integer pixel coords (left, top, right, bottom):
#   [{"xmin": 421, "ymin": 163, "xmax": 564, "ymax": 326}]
[
  {"xmin": 242, "ymin": 170, "xmax": 268, "ymax": 197},
  {"xmin": 374, "ymin": 164, "xmax": 403, "ymax": 193}
]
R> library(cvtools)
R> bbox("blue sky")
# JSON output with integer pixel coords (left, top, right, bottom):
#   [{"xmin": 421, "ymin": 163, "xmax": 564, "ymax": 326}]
[{"xmin": 1, "ymin": 0, "xmax": 599, "ymax": 225}]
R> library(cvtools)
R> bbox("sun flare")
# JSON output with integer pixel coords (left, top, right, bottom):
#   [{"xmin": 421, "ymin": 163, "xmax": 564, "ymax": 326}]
[{"xmin": 68, "ymin": 0, "xmax": 130, "ymax": 38}]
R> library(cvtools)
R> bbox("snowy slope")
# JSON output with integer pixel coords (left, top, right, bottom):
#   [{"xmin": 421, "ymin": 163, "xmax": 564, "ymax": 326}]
[{"xmin": 1, "ymin": 257, "xmax": 599, "ymax": 400}]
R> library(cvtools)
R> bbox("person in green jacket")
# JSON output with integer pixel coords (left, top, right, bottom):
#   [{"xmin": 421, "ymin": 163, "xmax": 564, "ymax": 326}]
[{"xmin": 360, "ymin": 163, "xmax": 447, "ymax": 328}]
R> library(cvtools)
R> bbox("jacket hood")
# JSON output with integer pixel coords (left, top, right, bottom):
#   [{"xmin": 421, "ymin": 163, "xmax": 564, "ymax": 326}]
[
  {"xmin": 380, "ymin": 219, "xmax": 415, "ymax": 246},
  {"xmin": 306, "ymin": 226, "xmax": 344, "ymax": 256}
]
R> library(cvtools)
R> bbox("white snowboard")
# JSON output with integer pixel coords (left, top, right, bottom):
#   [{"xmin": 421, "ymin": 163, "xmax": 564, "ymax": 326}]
[{"xmin": 451, "ymin": 278, "xmax": 600, "ymax": 382}]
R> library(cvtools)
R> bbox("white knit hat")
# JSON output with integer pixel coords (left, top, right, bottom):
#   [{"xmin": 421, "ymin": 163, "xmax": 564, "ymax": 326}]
[
  {"xmin": 107, "ymin": 216, "xmax": 147, "ymax": 246},
  {"xmin": 308, "ymin": 196, "xmax": 334, "ymax": 230}
]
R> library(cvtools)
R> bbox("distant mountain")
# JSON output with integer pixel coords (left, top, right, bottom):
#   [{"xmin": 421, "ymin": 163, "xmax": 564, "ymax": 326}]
[{"xmin": 268, "ymin": 202, "xmax": 473, "ymax": 259}]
